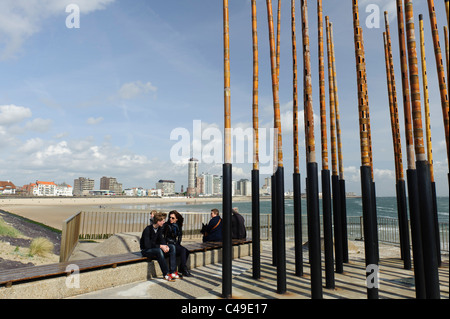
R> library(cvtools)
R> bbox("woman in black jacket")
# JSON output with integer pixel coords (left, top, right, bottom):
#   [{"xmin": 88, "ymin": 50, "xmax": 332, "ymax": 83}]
[{"xmin": 163, "ymin": 210, "xmax": 192, "ymax": 277}]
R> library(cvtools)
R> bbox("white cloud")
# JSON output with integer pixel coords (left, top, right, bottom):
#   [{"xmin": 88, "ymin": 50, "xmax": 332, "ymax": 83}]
[
  {"xmin": 0, "ymin": 104, "xmax": 32, "ymax": 125},
  {"xmin": 0, "ymin": 0, "xmax": 115, "ymax": 59},
  {"xmin": 25, "ymin": 118, "xmax": 53, "ymax": 132},
  {"xmin": 118, "ymin": 81, "xmax": 158, "ymax": 100},
  {"xmin": 86, "ymin": 117, "xmax": 104, "ymax": 125}
]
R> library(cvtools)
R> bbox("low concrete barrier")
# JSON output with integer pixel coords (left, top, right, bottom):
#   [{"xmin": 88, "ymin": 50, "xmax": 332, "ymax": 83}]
[{"xmin": 0, "ymin": 242, "xmax": 252, "ymax": 299}]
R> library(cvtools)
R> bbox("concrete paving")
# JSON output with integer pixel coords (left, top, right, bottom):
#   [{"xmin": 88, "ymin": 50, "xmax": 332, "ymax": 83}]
[{"xmin": 69, "ymin": 240, "xmax": 449, "ymax": 299}]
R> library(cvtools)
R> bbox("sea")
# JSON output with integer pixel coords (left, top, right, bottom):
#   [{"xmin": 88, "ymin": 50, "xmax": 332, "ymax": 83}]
[{"xmin": 115, "ymin": 196, "xmax": 449, "ymax": 222}]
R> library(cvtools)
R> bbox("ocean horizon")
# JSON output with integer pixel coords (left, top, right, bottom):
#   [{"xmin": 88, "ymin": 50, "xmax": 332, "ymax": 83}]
[{"xmin": 115, "ymin": 196, "xmax": 449, "ymax": 222}]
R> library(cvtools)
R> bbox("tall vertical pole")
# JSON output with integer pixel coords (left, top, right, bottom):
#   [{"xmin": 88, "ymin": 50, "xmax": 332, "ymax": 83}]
[
  {"xmin": 318, "ymin": 2, "xmax": 334, "ymax": 289},
  {"xmin": 352, "ymin": 0, "xmax": 378, "ymax": 299},
  {"xmin": 419, "ymin": 14, "xmax": 441, "ymax": 268},
  {"xmin": 426, "ymin": 0, "xmax": 449, "ymax": 173},
  {"xmin": 292, "ymin": 0, "xmax": 303, "ymax": 277},
  {"xmin": 251, "ymin": 0, "xmax": 261, "ymax": 280},
  {"xmin": 445, "ymin": 25, "xmax": 449, "ymax": 104},
  {"xmin": 266, "ymin": 0, "xmax": 286, "ymax": 295},
  {"xmin": 329, "ymin": 22, "xmax": 349, "ymax": 264},
  {"xmin": 301, "ymin": 0, "xmax": 322, "ymax": 299},
  {"xmin": 405, "ymin": 0, "xmax": 440, "ymax": 299},
  {"xmin": 326, "ymin": 17, "xmax": 343, "ymax": 275},
  {"xmin": 222, "ymin": 0, "xmax": 232, "ymax": 300},
  {"xmin": 384, "ymin": 11, "xmax": 411, "ymax": 270},
  {"xmin": 396, "ymin": 0, "xmax": 425, "ymax": 298}
]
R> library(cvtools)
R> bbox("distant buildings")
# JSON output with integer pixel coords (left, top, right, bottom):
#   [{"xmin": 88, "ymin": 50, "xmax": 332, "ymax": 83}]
[
  {"xmin": 156, "ymin": 180, "xmax": 175, "ymax": 196},
  {"xmin": 100, "ymin": 176, "xmax": 123, "ymax": 194},
  {"xmin": 187, "ymin": 158, "xmax": 198, "ymax": 196},
  {"xmin": 21, "ymin": 181, "xmax": 73, "ymax": 196},
  {"xmin": 0, "ymin": 181, "xmax": 16, "ymax": 195},
  {"xmin": 73, "ymin": 177, "xmax": 95, "ymax": 196}
]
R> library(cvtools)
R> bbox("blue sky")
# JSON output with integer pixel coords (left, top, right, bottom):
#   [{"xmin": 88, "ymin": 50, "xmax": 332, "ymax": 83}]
[{"xmin": 0, "ymin": 0, "xmax": 448, "ymax": 197}]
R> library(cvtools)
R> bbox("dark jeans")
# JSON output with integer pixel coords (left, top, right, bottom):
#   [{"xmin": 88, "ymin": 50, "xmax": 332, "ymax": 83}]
[
  {"xmin": 141, "ymin": 244, "xmax": 176, "ymax": 276},
  {"xmin": 175, "ymin": 244, "xmax": 190, "ymax": 271}
]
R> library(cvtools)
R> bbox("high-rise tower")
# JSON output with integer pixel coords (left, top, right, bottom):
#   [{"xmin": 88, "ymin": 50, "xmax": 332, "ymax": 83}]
[{"xmin": 187, "ymin": 158, "xmax": 198, "ymax": 196}]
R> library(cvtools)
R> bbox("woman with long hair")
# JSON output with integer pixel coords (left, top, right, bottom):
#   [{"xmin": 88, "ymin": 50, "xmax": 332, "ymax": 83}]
[{"xmin": 163, "ymin": 210, "xmax": 192, "ymax": 277}]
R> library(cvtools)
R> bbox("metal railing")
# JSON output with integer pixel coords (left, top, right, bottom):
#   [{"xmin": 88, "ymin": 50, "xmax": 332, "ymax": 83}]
[{"xmin": 60, "ymin": 211, "xmax": 449, "ymax": 261}]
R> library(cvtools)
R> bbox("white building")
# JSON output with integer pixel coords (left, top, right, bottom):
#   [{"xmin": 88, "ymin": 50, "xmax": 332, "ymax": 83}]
[
  {"xmin": 156, "ymin": 180, "xmax": 175, "ymax": 196},
  {"xmin": 55, "ymin": 183, "xmax": 73, "ymax": 196}
]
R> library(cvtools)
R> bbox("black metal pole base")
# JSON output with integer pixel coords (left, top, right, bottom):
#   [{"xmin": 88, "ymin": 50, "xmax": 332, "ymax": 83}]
[
  {"xmin": 396, "ymin": 180, "xmax": 411, "ymax": 270},
  {"xmin": 307, "ymin": 162, "xmax": 323, "ymax": 299},
  {"xmin": 271, "ymin": 174, "xmax": 277, "ymax": 266},
  {"xmin": 360, "ymin": 165, "xmax": 378, "ymax": 299},
  {"xmin": 416, "ymin": 161, "xmax": 440, "ymax": 299},
  {"xmin": 322, "ymin": 169, "xmax": 335, "ymax": 289},
  {"xmin": 293, "ymin": 172, "xmax": 303, "ymax": 277},
  {"xmin": 339, "ymin": 179, "xmax": 349, "ymax": 263},
  {"xmin": 431, "ymin": 181, "xmax": 441, "ymax": 267},
  {"xmin": 275, "ymin": 166, "xmax": 286, "ymax": 294},
  {"xmin": 251, "ymin": 169, "xmax": 261, "ymax": 279},
  {"xmin": 332, "ymin": 174, "xmax": 343, "ymax": 274},
  {"xmin": 222, "ymin": 163, "xmax": 232, "ymax": 299},
  {"xmin": 406, "ymin": 168, "xmax": 426, "ymax": 299}
]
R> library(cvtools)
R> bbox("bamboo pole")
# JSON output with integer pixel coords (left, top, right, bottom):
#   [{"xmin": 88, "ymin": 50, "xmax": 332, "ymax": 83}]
[
  {"xmin": 395, "ymin": 0, "xmax": 425, "ymax": 298},
  {"xmin": 301, "ymin": 0, "xmax": 316, "ymax": 164},
  {"xmin": 252, "ymin": 0, "xmax": 259, "ymax": 172},
  {"xmin": 301, "ymin": 0, "xmax": 322, "ymax": 299},
  {"xmin": 251, "ymin": 0, "xmax": 261, "ymax": 280},
  {"xmin": 292, "ymin": 0, "xmax": 303, "ymax": 278},
  {"xmin": 426, "ymin": 0, "xmax": 450, "ymax": 169},
  {"xmin": 326, "ymin": 18, "xmax": 338, "ymax": 178},
  {"xmin": 384, "ymin": 12, "xmax": 404, "ymax": 182},
  {"xmin": 266, "ymin": 0, "xmax": 286, "ymax": 295},
  {"xmin": 292, "ymin": 0, "xmax": 300, "ymax": 175},
  {"xmin": 276, "ymin": 0, "xmax": 281, "ymax": 82},
  {"xmin": 329, "ymin": 21, "xmax": 349, "ymax": 263},
  {"xmin": 405, "ymin": 0, "xmax": 440, "ymax": 299},
  {"xmin": 326, "ymin": 17, "xmax": 344, "ymax": 275},
  {"xmin": 384, "ymin": 12, "xmax": 412, "ymax": 270},
  {"xmin": 222, "ymin": 0, "xmax": 232, "ymax": 299},
  {"xmin": 223, "ymin": 0, "xmax": 231, "ymax": 166},
  {"xmin": 319, "ymin": 1, "xmax": 334, "ymax": 289},
  {"xmin": 318, "ymin": 1, "xmax": 328, "ymax": 172},
  {"xmin": 419, "ymin": 15, "xmax": 435, "ymax": 183},
  {"xmin": 420, "ymin": 12, "xmax": 442, "ymax": 269},
  {"xmin": 352, "ymin": 0, "xmax": 378, "ymax": 300},
  {"xmin": 396, "ymin": 0, "xmax": 416, "ymax": 170},
  {"xmin": 445, "ymin": 26, "xmax": 449, "ymax": 98}
]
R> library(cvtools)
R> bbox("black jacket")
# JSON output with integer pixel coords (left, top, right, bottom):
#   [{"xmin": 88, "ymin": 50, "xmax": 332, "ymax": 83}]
[
  {"xmin": 202, "ymin": 215, "xmax": 223, "ymax": 242},
  {"xmin": 232, "ymin": 212, "xmax": 246, "ymax": 239},
  {"xmin": 163, "ymin": 222, "xmax": 183, "ymax": 246},
  {"xmin": 140, "ymin": 225, "xmax": 166, "ymax": 251}
]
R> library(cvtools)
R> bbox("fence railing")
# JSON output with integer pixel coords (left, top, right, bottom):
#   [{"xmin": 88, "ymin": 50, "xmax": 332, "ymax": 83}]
[{"xmin": 60, "ymin": 211, "xmax": 449, "ymax": 261}]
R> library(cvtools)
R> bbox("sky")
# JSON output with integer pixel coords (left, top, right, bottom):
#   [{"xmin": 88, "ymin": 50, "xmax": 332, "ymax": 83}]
[{"xmin": 0, "ymin": 0, "xmax": 448, "ymax": 197}]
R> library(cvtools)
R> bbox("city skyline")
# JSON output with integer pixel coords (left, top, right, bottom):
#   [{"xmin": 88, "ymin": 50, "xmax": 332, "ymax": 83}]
[{"xmin": 0, "ymin": 1, "xmax": 448, "ymax": 196}]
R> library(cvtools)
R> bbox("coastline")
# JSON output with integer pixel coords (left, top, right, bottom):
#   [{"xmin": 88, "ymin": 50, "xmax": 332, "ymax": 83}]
[{"xmin": 0, "ymin": 196, "xmax": 255, "ymax": 231}]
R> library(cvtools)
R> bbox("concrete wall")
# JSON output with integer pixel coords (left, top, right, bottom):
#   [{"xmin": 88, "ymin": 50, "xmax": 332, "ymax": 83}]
[{"xmin": 0, "ymin": 243, "xmax": 252, "ymax": 299}]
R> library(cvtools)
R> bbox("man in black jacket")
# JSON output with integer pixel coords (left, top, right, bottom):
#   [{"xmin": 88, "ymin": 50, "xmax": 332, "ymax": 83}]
[{"xmin": 140, "ymin": 212, "xmax": 178, "ymax": 281}]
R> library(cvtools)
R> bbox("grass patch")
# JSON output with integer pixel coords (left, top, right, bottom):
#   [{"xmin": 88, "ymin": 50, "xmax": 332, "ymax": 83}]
[
  {"xmin": 29, "ymin": 237, "xmax": 54, "ymax": 257},
  {"xmin": 0, "ymin": 216, "xmax": 22, "ymax": 237}
]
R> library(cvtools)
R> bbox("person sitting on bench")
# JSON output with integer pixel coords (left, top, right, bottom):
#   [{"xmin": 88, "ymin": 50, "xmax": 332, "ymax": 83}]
[
  {"xmin": 140, "ymin": 212, "xmax": 178, "ymax": 281},
  {"xmin": 201, "ymin": 208, "xmax": 223, "ymax": 242}
]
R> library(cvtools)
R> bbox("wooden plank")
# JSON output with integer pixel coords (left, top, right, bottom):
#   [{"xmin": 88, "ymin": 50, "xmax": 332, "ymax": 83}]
[{"xmin": 0, "ymin": 240, "xmax": 252, "ymax": 286}]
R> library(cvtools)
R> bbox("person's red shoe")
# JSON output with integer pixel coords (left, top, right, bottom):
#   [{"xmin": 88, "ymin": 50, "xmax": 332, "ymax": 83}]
[
  {"xmin": 171, "ymin": 272, "xmax": 180, "ymax": 280},
  {"xmin": 164, "ymin": 274, "xmax": 175, "ymax": 282}
]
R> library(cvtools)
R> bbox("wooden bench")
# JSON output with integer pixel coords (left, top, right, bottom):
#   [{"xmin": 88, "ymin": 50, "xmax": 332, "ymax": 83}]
[{"xmin": 0, "ymin": 239, "xmax": 251, "ymax": 288}]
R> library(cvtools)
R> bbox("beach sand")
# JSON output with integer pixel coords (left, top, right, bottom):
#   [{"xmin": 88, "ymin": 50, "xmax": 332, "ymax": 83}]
[{"xmin": 0, "ymin": 197, "xmax": 237, "ymax": 230}]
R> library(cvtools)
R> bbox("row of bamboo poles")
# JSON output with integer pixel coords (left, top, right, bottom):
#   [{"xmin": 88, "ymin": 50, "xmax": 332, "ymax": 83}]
[{"xmin": 222, "ymin": 0, "xmax": 449, "ymax": 299}]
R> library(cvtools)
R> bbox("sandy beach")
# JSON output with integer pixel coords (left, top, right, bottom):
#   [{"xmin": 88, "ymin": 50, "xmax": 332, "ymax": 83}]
[{"xmin": 0, "ymin": 196, "xmax": 239, "ymax": 231}]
